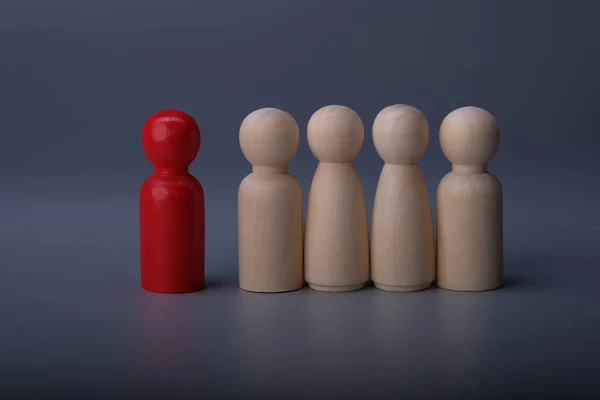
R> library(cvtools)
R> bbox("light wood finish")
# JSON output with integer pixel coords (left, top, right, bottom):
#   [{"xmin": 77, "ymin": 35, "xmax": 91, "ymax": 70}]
[
  {"xmin": 304, "ymin": 105, "xmax": 370, "ymax": 292},
  {"xmin": 370, "ymin": 105, "xmax": 435, "ymax": 292},
  {"xmin": 436, "ymin": 106, "xmax": 503, "ymax": 292},
  {"xmin": 238, "ymin": 108, "xmax": 304, "ymax": 293}
]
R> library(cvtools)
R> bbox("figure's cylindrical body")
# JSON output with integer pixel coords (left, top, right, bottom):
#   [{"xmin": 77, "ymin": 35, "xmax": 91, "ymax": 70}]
[
  {"xmin": 371, "ymin": 164, "xmax": 435, "ymax": 291},
  {"xmin": 139, "ymin": 173, "xmax": 205, "ymax": 293},
  {"xmin": 436, "ymin": 171, "xmax": 503, "ymax": 291},
  {"xmin": 238, "ymin": 171, "xmax": 303, "ymax": 293},
  {"xmin": 304, "ymin": 163, "xmax": 370, "ymax": 292}
]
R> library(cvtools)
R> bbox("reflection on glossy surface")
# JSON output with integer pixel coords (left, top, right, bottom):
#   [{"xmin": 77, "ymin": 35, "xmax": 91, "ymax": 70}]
[
  {"xmin": 303, "ymin": 287, "xmax": 377, "ymax": 394},
  {"xmin": 130, "ymin": 292, "xmax": 203, "ymax": 390},
  {"xmin": 130, "ymin": 288, "xmax": 246, "ymax": 397},
  {"xmin": 3, "ymin": 235, "xmax": 599, "ymax": 398},
  {"xmin": 371, "ymin": 288, "xmax": 442, "ymax": 381},
  {"xmin": 437, "ymin": 290, "xmax": 493, "ymax": 392},
  {"xmin": 117, "ymin": 259, "xmax": 600, "ymax": 398},
  {"xmin": 238, "ymin": 289, "xmax": 309, "ymax": 396}
]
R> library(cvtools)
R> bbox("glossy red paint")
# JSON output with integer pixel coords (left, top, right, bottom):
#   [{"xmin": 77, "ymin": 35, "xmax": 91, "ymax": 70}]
[{"xmin": 139, "ymin": 109, "xmax": 205, "ymax": 293}]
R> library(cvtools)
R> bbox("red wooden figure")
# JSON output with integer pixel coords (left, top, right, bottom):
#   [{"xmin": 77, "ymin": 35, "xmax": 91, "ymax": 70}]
[{"xmin": 139, "ymin": 109, "xmax": 205, "ymax": 293}]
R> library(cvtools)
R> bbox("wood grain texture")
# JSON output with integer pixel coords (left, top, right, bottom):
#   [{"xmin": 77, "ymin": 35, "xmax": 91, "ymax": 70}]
[
  {"xmin": 304, "ymin": 105, "xmax": 370, "ymax": 292},
  {"xmin": 238, "ymin": 108, "xmax": 303, "ymax": 293},
  {"xmin": 436, "ymin": 106, "xmax": 503, "ymax": 291},
  {"xmin": 370, "ymin": 105, "xmax": 435, "ymax": 292},
  {"xmin": 371, "ymin": 164, "xmax": 435, "ymax": 291}
]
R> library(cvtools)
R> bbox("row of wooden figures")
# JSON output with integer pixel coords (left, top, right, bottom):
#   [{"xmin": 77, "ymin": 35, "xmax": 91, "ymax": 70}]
[
  {"xmin": 239, "ymin": 104, "xmax": 502, "ymax": 294},
  {"xmin": 139, "ymin": 104, "xmax": 502, "ymax": 294}
]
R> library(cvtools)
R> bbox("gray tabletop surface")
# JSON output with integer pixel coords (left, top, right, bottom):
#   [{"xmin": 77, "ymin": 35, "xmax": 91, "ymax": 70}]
[{"xmin": 2, "ymin": 180, "xmax": 599, "ymax": 398}]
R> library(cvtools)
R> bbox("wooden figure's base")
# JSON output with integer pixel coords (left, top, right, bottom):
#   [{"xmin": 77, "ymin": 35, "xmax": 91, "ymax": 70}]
[
  {"xmin": 436, "ymin": 282, "xmax": 503, "ymax": 292},
  {"xmin": 239, "ymin": 285, "xmax": 304, "ymax": 294},
  {"xmin": 141, "ymin": 285, "xmax": 204, "ymax": 294},
  {"xmin": 374, "ymin": 282, "xmax": 432, "ymax": 292},
  {"xmin": 307, "ymin": 283, "xmax": 365, "ymax": 292}
]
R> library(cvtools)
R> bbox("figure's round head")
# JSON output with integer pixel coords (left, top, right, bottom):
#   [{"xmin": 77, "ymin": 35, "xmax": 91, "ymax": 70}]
[
  {"xmin": 372, "ymin": 104, "xmax": 429, "ymax": 164},
  {"xmin": 440, "ymin": 106, "xmax": 499, "ymax": 166},
  {"xmin": 142, "ymin": 109, "xmax": 200, "ymax": 168},
  {"xmin": 307, "ymin": 105, "xmax": 364, "ymax": 163},
  {"xmin": 239, "ymin": 108, "xmax": 299, "ymax": 167}
]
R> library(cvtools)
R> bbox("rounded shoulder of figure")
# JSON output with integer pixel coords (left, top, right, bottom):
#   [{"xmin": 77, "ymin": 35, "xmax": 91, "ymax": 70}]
[
  {"xmin": 239, "ymin": 172, "xmax": 301, "ymax": 194},
  {"xmin": 141, "ymin": 174, "xmax": 203, "ymax": 197},
  {"xmin": 238, "ymin": 173, "xmax": 257, "ymax": 191},
  {"xmin": 438, "ymin": 171, "xmax": 502, "ymax": 195},
  {"xmin": 185, "ymin": 174, "xmax": 204, "ymax": 195}
]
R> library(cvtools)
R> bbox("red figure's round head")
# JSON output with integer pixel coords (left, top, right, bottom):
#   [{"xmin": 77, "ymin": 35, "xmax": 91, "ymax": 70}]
[{"xmin": 142, "ymin": 109, "xmax": 200, "ymax": 170}]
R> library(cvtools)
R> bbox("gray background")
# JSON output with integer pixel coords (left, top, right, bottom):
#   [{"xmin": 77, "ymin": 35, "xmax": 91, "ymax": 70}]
[{"xmin": 1, "ymin": 0, "xmax": 599, "ymax": 398}]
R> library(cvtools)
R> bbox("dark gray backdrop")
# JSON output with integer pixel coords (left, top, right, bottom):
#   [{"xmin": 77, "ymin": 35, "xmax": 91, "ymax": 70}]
[{"xmin": 1, "ymin": 0, "xmax": 598, "ymax": 398}]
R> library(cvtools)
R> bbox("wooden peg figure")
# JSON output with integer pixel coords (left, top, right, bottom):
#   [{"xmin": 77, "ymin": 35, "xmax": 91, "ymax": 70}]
[
  {"xmin": 139, "ymin": 110, "xmax": 205, "ymax": 293},
  {"xmin": 436, "ymin": 106, "xmax": 503, "ymax": 291},
  {"xmin": 304, "ymin": 105, "xmax": 370, "ymax": 292},
  {"xmin": 238, "ymin": 108, "xmax": 304, "ymax": 293},
  {"xmin": 370, "ymin": 105, "xmax": 435, "ymax": 291}
]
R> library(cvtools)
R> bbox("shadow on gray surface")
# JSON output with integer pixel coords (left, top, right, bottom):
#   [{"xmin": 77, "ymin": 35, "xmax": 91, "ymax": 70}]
[
  {"xmin": 503, "ymin": 274, "xmax": 539, "ymax": 290},
  {"xmin": 504, "ymin": 250, "xmax": 597, "ymax": 292},
  {"xmin": 205, "ymin": 278, "xmax": 238, "ymax": 290}
]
